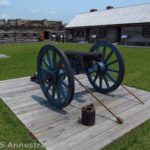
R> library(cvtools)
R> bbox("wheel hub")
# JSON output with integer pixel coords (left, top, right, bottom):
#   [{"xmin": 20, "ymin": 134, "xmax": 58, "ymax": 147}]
[
  {"xmin": 45, "ymin": 72, "xmax": 57, "ymax": 84},
  {"xmin": 51, "ymin": 71, "xmax": 63, "ymax": 82},
  {"xmin": 97, "ymin": 62, "xmax": 107, "ymax": 72}
]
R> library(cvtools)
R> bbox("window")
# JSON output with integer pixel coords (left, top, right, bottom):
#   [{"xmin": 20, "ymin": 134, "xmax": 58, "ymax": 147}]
[
  {"xmin": 74, "ymin": 30, "xmax": 84, "ymax": 37},
  {"xmin": 143, "ymin": 25, "xmax": 150, "ymax": 37},
  {"xmin": 79, "ymin": 30, "xmax": 84, "ymax": 37},
  {"xmin": 99, "ymin": 28, "xmax": 107, "ymax": 37},
  {"xmin": 4, "ymin": 34, "xmax": 8, "ymax": 38},
  {"xmin": 23, "ymin": 34, "xmax": 27, "ymax": 37},
  {"xmin": 74, "ymin": 31, "xmax": 78, "ymax": 37},
  {"xmin": 33, "ymin": 33, "xmax": 37, "ymax": 37}
]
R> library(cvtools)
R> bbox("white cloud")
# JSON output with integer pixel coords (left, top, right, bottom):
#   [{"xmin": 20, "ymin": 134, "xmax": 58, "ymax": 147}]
[
  {"xmin": 31, "ymin": 9, "xmax": 40, "ymax": 14},
  {"xmin": 0, "ymin": 0, "xmax": 10, "ymax": 7},
  {"xmin": 0, "ymin": 13, "xmax": 8, "ymax": 19}
]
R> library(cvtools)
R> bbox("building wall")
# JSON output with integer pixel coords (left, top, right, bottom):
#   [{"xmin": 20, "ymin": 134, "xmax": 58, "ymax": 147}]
[
  {"xmin": 69, "ymin": 28, "xmax": 86, "ymax": 42},
  {"xmin": 0, "ymin": 20, "xmax": 5, "ymax": 26},
  {"xmin": 121, "ymin": 25, "xmax": 150, "ymax": 45},
  {"xmin": 66, "ymin": 24, "xmax": 150, "ymax": 46},
  {"xmin": 89, "ymin": 28, "xmax": 99, "ymax": 42},
  {"xmin": 89, "ymin": 27, "xmax": 120, "ymax": 42},
  {"xmin": 105, "ymin": 27, "xmax": 120, "ymax": 42},
  {"xmin": 0, "ymin": 30, "xmax": 40, "ymax": 43},
  {"xmin": 66, "ymin": 27, "xmax": 119, "ymax": 43},
  {"xmin": 1, "ymin": 19, "xmax": 64, "ymax": 30},
  {"xmin": 7, "ymin": 20, "xmax": 16, "ymax": 28}
]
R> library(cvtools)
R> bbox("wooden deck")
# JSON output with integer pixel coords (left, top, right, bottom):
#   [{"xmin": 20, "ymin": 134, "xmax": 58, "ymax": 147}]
[{"xmin": 0, "ymin": 75, "xmax": 150, "ymax": 150}]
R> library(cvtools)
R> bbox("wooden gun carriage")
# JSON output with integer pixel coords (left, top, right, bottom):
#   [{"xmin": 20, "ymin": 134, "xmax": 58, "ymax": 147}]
[{"xmin": 34, "ymin": 41, "xmax": 125, "ymax": 109}]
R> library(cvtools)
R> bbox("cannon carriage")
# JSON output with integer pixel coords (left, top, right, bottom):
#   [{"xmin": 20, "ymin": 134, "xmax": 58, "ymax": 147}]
[{"xmin": 35, "ymin": 41, "xmax": 125, "ymax": 109}]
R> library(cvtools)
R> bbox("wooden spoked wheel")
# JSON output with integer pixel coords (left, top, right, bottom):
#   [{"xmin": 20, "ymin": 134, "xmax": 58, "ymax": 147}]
[
  {"xmin": 87, "ymin": 41, "xmax": 125, "ymax": 93},
  {"xmin": 37, "ymin": 45, "xmax": 74, "ymax": 108}
]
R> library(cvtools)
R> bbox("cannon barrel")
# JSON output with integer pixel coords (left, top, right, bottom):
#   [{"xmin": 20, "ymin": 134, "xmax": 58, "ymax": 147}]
[{"xmin": 65, "ymin": 50, "xmax": 101, "ymax": 60}]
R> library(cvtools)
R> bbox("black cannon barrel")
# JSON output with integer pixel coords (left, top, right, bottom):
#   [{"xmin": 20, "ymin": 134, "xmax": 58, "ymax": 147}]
[{"xmin": 65, "ymin": 50, "xmax": 101, "ymax": 60}]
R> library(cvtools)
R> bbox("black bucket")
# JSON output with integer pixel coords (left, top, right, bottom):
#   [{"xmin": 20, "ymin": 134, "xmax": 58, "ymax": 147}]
[{"xmin": 81, "ymin": 104, "xmax": 95, "ymax": 126}]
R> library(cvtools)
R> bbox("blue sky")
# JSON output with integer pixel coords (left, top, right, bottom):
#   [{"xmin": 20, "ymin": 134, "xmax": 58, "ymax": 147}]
[{"xmin": 0, "ymin": 0, "xmax": 150, "ymax": 23}]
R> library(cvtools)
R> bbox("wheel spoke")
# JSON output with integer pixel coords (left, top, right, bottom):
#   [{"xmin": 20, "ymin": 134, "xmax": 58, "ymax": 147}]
[
  {"xmin": 107, "ymin": 59, "xmax": 118, "ymax": 66},
  {"xmin": 41, "ymin": 68, "xmax": 49, "ymax": 81},
  {"xmin": 99, "ymin": 72, "xmax": 103, "ymax": 88},
  {"xmin": 42, "ymin": 69, "xmax": 55, "ymax": 76},
  {"xmin": 104, "ymin": 50, "xmax": 113, "ymax": 63},
  {"xmin": 45, "ymin": 83, "xmax": 52, "ymax": 93},
  {"xmin": 103, "ymin": 74, "xmax": 109, "ymax": 88},
  {"xmin": 46, "ymin": 51, "xmax": 52, "ymax": 68},
  {"xmin": 59, "ymin": 83, "xmax": 67, "ymax": 99},
  {"xmin": 59, "ymin": 71, "xmax": 66, "ymax": 79},
  {"xmin": 95, "ymin": 45, "xmax": 99, "ymax": 52},
  {"xmin": 41, "ymin": 67, "xmax": 49, "ymax": 73},
  {"xmin": 56, "ymin": 85, "xmax": 61, "ymax": 100},
  {"xmin": 87, "ymin": 65, "xmax": 98, "ymax": 74},
  {"xmin": 105, "ymin": 72, "xmax": 116, "ymax": 83},
  {"xmin": 60, "ymin": 80, "xmax": 69, "ymax": 88},
  {"xmin": 102, "ymin": 46, "xmax": 106, "ymax": 60},
  {"xmin": 52, "ymin": 85, "xmax": 56, "ymax": 100},
  {"xmin": 93, "ymin": 73, "xmax": 99, "ymax": 83},
  {"xmin": 53, "ymin": 51, "xmax": 57, "ymax": 68},
  {"xmin": 42, "ymin": 58, "xmax": 50, "ymax": 70},
  {"xmin": 107, "ymin": 68, "xmax": 119, "ymax": 73}
]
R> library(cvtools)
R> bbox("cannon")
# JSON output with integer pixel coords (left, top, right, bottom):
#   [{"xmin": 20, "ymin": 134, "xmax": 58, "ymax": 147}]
[{"xmin": 35, "ymin": 41, "xmax": 125, "ymax": 109}]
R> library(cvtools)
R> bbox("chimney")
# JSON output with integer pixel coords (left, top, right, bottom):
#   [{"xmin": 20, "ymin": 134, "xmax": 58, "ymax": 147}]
[
  {"xmin": 106, "ymin": 6, "xmax": 114, "ymax": 10},
  {"xmin": 90, "ymin": 9, "xmax": 98, "ymax": 12}
]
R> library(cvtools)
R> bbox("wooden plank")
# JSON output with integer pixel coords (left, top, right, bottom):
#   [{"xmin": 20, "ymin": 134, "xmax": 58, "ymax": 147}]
[
  {"xmin": 0, "ymin": 79, "xmax": 34, "ymax": 90},
  {"xmin": 0, "ymin": 76, "xmax": 30, "ymax": 84},
  {"xmin": 0, "ymin": 84, "xmax": 40, "ymax": 98},
  {"xmin": 3, "ymin": 89, "xmax": 42, "ymax": 104}
]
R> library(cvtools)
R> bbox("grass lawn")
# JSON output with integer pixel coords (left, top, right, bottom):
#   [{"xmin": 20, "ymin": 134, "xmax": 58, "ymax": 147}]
[{"xmin": 0, "ymin": 41, "xmax": 150, "ymax": 149}]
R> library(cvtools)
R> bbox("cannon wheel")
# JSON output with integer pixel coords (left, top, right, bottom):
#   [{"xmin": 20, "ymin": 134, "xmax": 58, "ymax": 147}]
[
  {"xmin": 87, "ymin": 41, "xmax": 125, "ymax": 93},
  {"xmin": 37, "ymin": 45, "xmax": 74, "ymax": 108}
]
